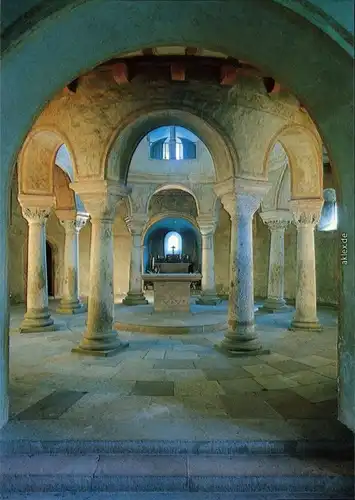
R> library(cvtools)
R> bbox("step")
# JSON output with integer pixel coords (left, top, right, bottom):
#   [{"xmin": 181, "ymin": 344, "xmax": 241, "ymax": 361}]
[
  {"xmin": 0, "ymin": 452, "xmax": 353, "ymax": 496},
  {"xmin": 0, "ymin": 438, "xmax": 353, "ymax": 457},
  {"xmin": 0, "ymin": 493, "xmax": 353, "ymax": 500}
]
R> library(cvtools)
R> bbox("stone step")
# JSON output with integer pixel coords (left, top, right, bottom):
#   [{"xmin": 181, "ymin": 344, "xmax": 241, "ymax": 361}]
[
  {"xmin": 0, "ymin": 439, "xmax": 353, "ymax": 457},
  {"xmin": 0, "ymin": 491, "xmax": 355, "ymax": 500},
  {"xmin": 1, "ymin": 452, "xmax": 353, "ymax": 496},
  {"xmin": 0, "ymin": 494, "xmax": 353, "ymax": 500}
]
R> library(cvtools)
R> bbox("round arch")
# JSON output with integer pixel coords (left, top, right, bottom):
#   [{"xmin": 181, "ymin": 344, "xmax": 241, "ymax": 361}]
[
  {"xmin": 1, "ymin": 0, "xmax": 354, "ymax": 430},
  {"xmin": 147, "ymin": 183, "xmax": 200, "ymax": 216},
  {"xmin": 264, "ymin": 125, "xmax": 323, "ymax": 200},
  {"xmin": 143, "ymin": 212, "xmax": 199, "ymax": 242},
  {"xmin": 17, "ymin": 127, "xmax": 78, "ymax": 197},
  {"xmin": 106, "ymin": 107, "xmax": 236, "ymax": 183}
]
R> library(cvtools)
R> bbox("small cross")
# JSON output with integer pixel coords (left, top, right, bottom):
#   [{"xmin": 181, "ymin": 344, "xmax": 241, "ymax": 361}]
[{"xmin": 171, "ymin": 245, "xmax": 176, "ymax": 255}]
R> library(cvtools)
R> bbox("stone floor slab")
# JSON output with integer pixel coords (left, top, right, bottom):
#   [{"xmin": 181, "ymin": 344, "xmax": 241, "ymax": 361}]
[
  {"xmin": 15, "ymin": 391, "xmax": 87, "ymax": 420},
  {"xmin": 254, "ymin": 375, "xmax": 300, "ymax": 390},
  {"xmin": 266, "ymin": 360, "xmax": 312, "ymax": 373},
  {"xmin": 218, "ymin": 378, "xmax": 264, "ymax": 394},
  {"xmin": 294, "ymin": 355, "xmax": 334, "ymax": 367},
  {"xmin": 203, "ymin": 368, "xmax": 252, "ymax": 381},
  {"xmin": 131, "ymin": 381, "xmax": 175, "ymax": 397},
  {"xmin": 153, "ymin": 359, "xmax": 196, "ymax": 370},
  {"xmin": 220, "ymin": 394, "xmax": 283, "ymax": 419},
  {"xmin": 282, "ymin": 370, "xmax": 333, "ymax": 385},
  {"xmin": 242, "ymin": 364, "xmax": 282, "ymax": 377},
  {"xmin": 291, "ymin": 382, "xmax": 336, "ymax": 403}
]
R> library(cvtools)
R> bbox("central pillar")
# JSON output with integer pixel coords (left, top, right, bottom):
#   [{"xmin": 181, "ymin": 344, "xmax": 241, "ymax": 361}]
[
  {"xmin": 260, "ymin": 210, "xmax": 291, "ymax": 312},
  {"xmin": 196, "ymin": 218, "xmax": 219, "ymax": 305},
  {"xmin": 56, "ymin": 210, "xmax": 89, "ymax": 314},
  {"xmin": 70, "ymin": 181, "xmax": 129, "ymax": 356},
  {"xmin": 215, "ymin": 179, "xmax": 271, "ymax": 355},
  {"xmin": 122, "ymin": 216, "xmax": 148, "ymax": 305},
  {"xmin": 289, "ymin": 199, "xmax": 323, "ymax": 331}
]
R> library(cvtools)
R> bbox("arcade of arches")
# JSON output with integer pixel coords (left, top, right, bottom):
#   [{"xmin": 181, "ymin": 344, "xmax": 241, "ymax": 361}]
[{"xmin": 1, "ymin": 4, "xmax": 354, "ymax": 461}]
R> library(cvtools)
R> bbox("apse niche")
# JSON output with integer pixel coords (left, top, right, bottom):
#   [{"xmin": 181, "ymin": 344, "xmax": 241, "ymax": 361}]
[{"xmin": 143, "ymin": 217, "xmax": 201, "ymax": 275}]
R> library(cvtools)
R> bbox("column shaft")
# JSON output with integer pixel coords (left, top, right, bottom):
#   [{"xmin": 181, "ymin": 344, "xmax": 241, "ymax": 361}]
[
  {"xmin": 123, "ymin": 218, "xmax": 148, "ymax": 305},
  {"xmin": 260, "ymin": 214, "xmax": 291, "ymax": 312},
  {"xmin": 73, "ymin": 217, "xmax": 127, "ymax": 355},
  {"xmin": 70, "ymin": 180, "xmax": 130, "ymax": 356},
  {"xmin": 57, "ymin": 215, "xmax": 88, "ymax": 314},
  {"xmin": 289, "ymin": 199, "xmax": 323, "ymax": 331},
  {"xmin": 197, "ymin": 228, "xmax": 219, "ymax": 305},
  {"xmin": 291, "ymin": 224, "xmax": 321, "ymax": 329},
  {"xmin": 20, "ymin": 206, "xmax": 55, "ymax": 333},
  {"xmin": 214, "ymin": 178, "xmax": 271, "ymax": 355}
]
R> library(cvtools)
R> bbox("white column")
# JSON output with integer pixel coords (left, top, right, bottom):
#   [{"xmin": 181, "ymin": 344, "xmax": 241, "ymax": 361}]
[
  {"xmin": 123, "ymin": 216, "xmax": 148, "ymax": 305},
  {"xmin": 196, "ymin": 219, "xmax": 219, "ymax": 305},
  {"xmin": 70, "ymin": 181, "xmax": 129, "ymax": 356},
  {"xmin": 18, "ymin": 195, "xmax": 56, "ymax": 333},
  {"xmin": 289, "ymin": 199, "xmax": 323, "ymax": 331},
  {"xmin": 56, "ymin": 211, "xmax": 89, "ymax": 314},
  {"xmin": 260, "ymin": 210, "xmax": 291, "ymax": 312},
  {"xmin": 215, "ymin": 179, "xmax": 271, "ymax": 354}
]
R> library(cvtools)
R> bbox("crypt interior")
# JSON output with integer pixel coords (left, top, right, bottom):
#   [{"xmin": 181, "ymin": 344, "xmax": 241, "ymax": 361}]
[{"xmin": 1, "ymin": 3, "xmax": 354, "ymax": 496}]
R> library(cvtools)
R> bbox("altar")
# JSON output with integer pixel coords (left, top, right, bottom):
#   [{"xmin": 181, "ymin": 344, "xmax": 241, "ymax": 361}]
[{"xmin": 142, "ymin": 273, "xmax": 202, "ymax": 313}]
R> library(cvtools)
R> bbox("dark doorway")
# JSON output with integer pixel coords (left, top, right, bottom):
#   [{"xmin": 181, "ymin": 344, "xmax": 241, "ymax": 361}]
[{"xmin": 46, "ymin": 241, "xmax": 54, "ymax": 297}]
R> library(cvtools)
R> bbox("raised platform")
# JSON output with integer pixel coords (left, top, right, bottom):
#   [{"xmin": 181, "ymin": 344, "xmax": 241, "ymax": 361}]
[{"xmin": 114, "ymin": 303, "xmax": 227, "ymax": 334}]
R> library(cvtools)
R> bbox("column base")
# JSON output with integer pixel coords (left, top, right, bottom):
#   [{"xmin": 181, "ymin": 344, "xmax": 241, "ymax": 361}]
[
  {"xmin": 261, "ymin": 298, "xmax": 291, "ymax": 313},
  {"xmin": 122, "ymin": 292, "xmax": 148, "ymax": 306},
  {"xmin": 72, "ymin": 332, "xmax": 129, "ymax": 357},
  {"xmin": 196, "ymin": 293, "xmax": 221, "ymax": 306},
  {"xmin": 289, "ymin": 319, "xmax": 323, "ymax": 332},
  {"xmin": 19, "ymin": 308, "xmax": 56, "ymax": 333},
  {"xmin": 57, "ymin": 298, "xmax": 87, "ymax": 315},
  {"xmin": 215, "ymin": 322, "xmax": 269, "ymax": 356}
]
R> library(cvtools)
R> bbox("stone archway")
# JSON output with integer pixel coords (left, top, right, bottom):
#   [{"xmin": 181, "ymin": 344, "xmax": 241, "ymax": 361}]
[
  {"xmin": 1, "ymin": 0, "xmax": 353, "ymax": 430},
  {"xmin": 106, "ymin": 107, "xmax": 235, "ymax": 183}
]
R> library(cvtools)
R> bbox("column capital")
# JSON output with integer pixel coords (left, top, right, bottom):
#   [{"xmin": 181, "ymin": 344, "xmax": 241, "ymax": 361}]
[
  {"xmin": 289, "ymin": 199, "xmax": 324, "ymax": 227},
  {"xmin": 260, "ymin": 210, "xmax": 292, "ymax": 231},
  {"xmin": 18, "ymin": 194, "xmax": 55, "ymax": 224},
  {"xmin": 125, "ymin": 214, "xmax": 147, "ymax": 235},
  {"xmin": 197, "ymin": 216, "xmax": 217, "ymax": 236},
  {"xmin": 70, "ymin": 180, "xmax": 129, "ymax": 221},
  {"xmin": 214, "ymin": 177, "xmax": 271, "ymax": 220},
  {"xmin": 56, "ymin": 210, "xmax": 90, "ymax": 233}
]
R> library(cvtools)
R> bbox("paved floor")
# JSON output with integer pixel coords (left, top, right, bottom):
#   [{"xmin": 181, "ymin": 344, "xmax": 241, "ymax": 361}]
[{"xmin": 2, "ymin": 300, "xmax": 351, "ymax": 442}]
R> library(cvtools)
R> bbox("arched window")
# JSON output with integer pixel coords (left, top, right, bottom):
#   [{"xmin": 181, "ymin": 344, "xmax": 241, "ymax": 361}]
[
  {"xmin": 318, "ymin": 188, "xmax": 338, "ymax": 231},
  {"xmin": 163, "ymin": 137, "xmax": 183, "ymax": 160},
  {"xmin": 148, "ymin": 126, "xmax": 197, "ymax": 160},
  {"xmin": 164, "ymin": 231, "xmax": 182, "ymax": 256}
]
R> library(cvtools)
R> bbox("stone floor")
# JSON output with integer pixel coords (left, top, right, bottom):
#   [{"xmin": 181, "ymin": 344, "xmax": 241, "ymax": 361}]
[{"xmin": 2, "ymin": 300, "xmax": 351, "ymax": 443}]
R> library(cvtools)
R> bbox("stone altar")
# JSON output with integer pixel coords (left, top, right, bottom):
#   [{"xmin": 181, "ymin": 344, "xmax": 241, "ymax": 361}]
[
  {"xmin": 142, "ymin": 273, "xmax": 202, "ymax": 313},
  {"xmin": 156, "ymin": 262, "xmax": 189, "ymax": 273}
]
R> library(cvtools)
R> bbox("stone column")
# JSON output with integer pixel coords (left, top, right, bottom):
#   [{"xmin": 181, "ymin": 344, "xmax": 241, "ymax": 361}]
[
  {"xmin": 122, "ymin": 216, "xmax": 148, "ymax": 305},
  {"xmin": 56, "ymin": 210, "xmax": 89, "ymax": 314},
  {"xmin": 18, "ymin": 195, "xmax": 56, "ymax": 333},
  {"xmin": 215, "ymin": 179, "xmax": 271, "ymax": 354},
  {"xmin": 260, "ymin": 210, "xmax": 291, "ymax": 312},
  {"xmin": 196, "ymin": 218, "xmax": 219, "ymax": 305},
  {"xmin": 70, "ymin": 181, "xmax": 129, "ymax": 356},
  {"xmin": 289, "ymin": 199, "xmax": 323, "ymax": 331}
]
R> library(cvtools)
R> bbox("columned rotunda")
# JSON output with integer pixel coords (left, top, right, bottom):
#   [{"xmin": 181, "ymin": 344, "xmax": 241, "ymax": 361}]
[{"xmin": 1, "ymin": 1, "xmax": 354, "ymax": 495}]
